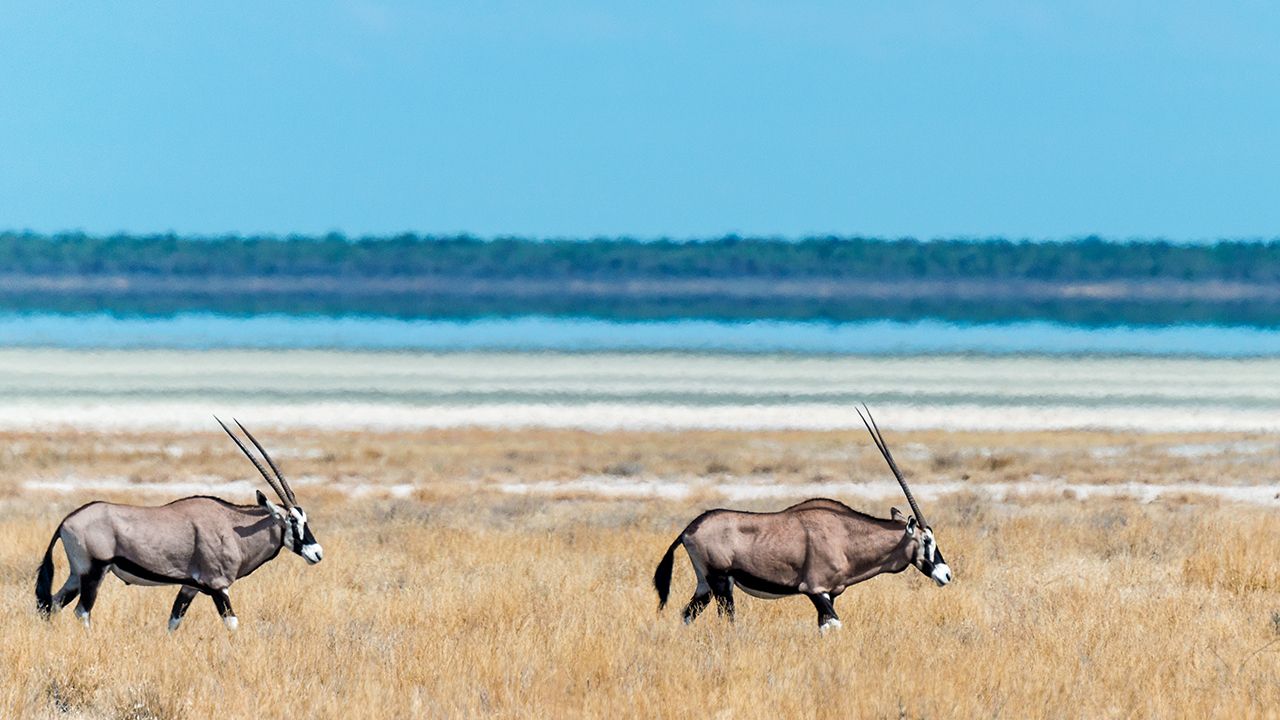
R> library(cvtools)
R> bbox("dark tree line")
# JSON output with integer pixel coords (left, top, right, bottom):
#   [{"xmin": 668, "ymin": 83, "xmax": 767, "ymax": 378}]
[
  {"xmin": 2, "ymin": 232, "xmax": 1280, "ymax": 282},
  {"xmin": 4, "ymin": 290, "xmax": 1277, "ymax": 327}
]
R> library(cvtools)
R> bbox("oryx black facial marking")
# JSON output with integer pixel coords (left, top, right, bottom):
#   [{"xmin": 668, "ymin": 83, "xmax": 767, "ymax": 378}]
[
  {"xmin": 653, "ymin": 405, "xmax": 953, "ymax": 631},
  {"xmin": 278, "ymin": 505, "xmax": 323, "ymax": 565},
  {"xmin": 917, "ymin": 528, "xmax": 952, "ymax": 586},
  {"xmin": 35, "ymin": 418, "xmax": 324, "ymax": 632}
]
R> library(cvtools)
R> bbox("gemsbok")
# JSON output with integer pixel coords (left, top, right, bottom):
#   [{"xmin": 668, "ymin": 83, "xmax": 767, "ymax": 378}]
[
  {"xmin": 35, "ymin": 418, "xmax": 324, "ymax": 631},
  {"xmin": 653, "ymin": 406, "xmax": 952, "ymax": 630}
]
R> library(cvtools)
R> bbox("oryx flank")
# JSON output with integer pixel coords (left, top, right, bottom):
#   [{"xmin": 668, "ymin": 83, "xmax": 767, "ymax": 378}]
[
  {"xmin": 35, "ymin": 418, "xmax": 323, "ymax": 631},
  {"xmin": 653, "ymin": 406, "xmax": 952, "ymax": 630}
]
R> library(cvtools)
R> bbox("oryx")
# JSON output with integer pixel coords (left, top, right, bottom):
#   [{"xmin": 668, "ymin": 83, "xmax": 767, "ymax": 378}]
[
  {"xmin": 653, "ymin": 406, "xmax": 952, "ymax": 630},
  {"xmin": 35, "ymin": 418, "xmax": 323, "ymax": 631}
]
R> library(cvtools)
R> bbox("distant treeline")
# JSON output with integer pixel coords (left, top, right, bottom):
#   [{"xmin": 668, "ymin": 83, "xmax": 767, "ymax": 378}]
[
  {"xmin": 2, "ymin": 291, "xmax": 1277, "ymax": 327},
  {"xmin": 4, "ymin": 233, "xmax": 1279, "ymax": 326},
  {"xmin": 4, "ymin": 232, "xmax": 1280, "ymax": 281}
]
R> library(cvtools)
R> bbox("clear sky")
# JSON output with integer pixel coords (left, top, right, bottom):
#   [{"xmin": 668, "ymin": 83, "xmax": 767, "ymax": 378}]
[{"xmin": 2, "ymin": 2, "xmax": 1278, "ymax": 240}]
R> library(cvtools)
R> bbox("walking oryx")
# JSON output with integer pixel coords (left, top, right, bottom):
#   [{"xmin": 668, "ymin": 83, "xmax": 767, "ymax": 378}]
[
  {"xmin": 35, "ymin": 419, "xmax": 324, "ymax": 631},
  {"xmin": 653, "ymin": 406, "xmax": 952, "ymax": 630}
]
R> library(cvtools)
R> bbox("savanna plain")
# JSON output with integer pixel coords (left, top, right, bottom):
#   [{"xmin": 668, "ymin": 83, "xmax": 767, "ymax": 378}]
[{"xmin": 1, "ymin": 428, "xmax": 1278, "ymax": 718}]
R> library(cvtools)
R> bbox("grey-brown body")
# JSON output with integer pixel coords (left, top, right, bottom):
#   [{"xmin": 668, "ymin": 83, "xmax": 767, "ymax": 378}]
[
  {"xmin": 35, "ymin": 420, "xmax": 323, "ymax": 631},
  {"xmin": 685, "ymin": 499, "xmax": 913, "ymax": 597},
  {"xmin": 653, "ymin": 407, "xmax": 953, "ymax": 630},
  {"xmin": 76, "ymin": 498, "xmax": 280, "ymax": 584},
  {"xmin": 654, "ymin": 499, "xmax": 931, "ymax": 628},
  {"xmin": 38, "ymin": 497, "xmax": 287, "ymax": 630}
]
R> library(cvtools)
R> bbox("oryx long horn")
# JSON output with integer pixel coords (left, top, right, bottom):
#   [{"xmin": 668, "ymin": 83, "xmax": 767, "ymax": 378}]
[
  {"xmin": 857, "ymin": 404, "xmax": 927, "ymax": 528},
  {"xmin": 216, "ymin": 416, "xmax": 293, "ymax": 508},
  {"xmin": 234, "ymin": 419, "xmax": 296, "ymax": 506}
]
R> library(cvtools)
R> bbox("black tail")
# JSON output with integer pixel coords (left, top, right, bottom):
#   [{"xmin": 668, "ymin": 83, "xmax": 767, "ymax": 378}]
[
  {"xmin": 653, "ymin": 536, "xmax": 683, "ymax": 609},
  {"xmin": 35, "ymin": 526, "xmax": 61, "ymax": 617}
]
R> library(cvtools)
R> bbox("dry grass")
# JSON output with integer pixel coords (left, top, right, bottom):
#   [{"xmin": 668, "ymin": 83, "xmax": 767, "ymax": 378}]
[
  {"xmin": 1, "ymin": 430, "xmax": 1279, "ymax": 718},
  {"xmin": 3, "ymin": 427, "xmax": 1279, "ymax": 492}
]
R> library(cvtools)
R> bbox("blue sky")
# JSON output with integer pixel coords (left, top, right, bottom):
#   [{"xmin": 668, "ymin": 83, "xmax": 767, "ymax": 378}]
[{"xmin": 1, "ymin": 2, "xmax": 1278, "ymax": 240}]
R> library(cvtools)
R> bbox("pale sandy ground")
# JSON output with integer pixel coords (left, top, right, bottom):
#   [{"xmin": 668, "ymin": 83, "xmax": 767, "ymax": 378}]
[{"xmin": 3, "ymin": 349, "xmax": 1280, "ymax": 432}]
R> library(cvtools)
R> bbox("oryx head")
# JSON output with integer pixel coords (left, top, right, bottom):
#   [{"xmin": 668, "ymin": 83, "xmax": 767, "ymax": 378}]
[
  {"xmin": 218, "ymin": 418, "xmax": 325, "ymax": 565},
  {"xmin": 892, "ymin": 508, "xmax": 952, "ymax": 586},
  {"xmin": 255, "ymin": 491, "xmax": 323, "ymax": 564},
  {"xmin": 859, "ymin": 405, "xmax": 952, "ymax": 587}
]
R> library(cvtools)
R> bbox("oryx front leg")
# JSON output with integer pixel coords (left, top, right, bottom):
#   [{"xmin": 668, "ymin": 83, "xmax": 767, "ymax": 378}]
[
  {"xmin": 168, "ymin": 586, "xmax": 199, "ymax": 632},
  {"xmin": 211, "ymin": 589, "xmax": 238, "ymax": 631},
  {"xmin": 808, "ymin": 592, "xmax": 841, "ymax": 632}
]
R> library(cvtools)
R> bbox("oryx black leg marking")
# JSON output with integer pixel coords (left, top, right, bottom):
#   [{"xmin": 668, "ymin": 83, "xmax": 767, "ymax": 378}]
[
  {"xmin": 807, "ymin": 592, "xmax": 839, "ymax": 628},
  {"xmin": 74, "ymin": 562, "xmax": 109, "ymax": 625},
  {"xmin": 51, "ymin": 579, "xmax": 81, "ymax": 612},
  {"xmin": 211, "ymin": 590, "xmax": 231, "ymax": 617},
  {"xmin": 709, "ymin": 572, "xmax": 735, "ymax": 621},
  {"xmin": 681, "ymin": 592, "xmax": 711, "ymax": 623},
  {"xmin": 168, "ymin": 586, "xmax": 199, "ymax": 631},
  {"xmin": 211, "ymin": 589, "xmax": 238, "ymax": 630}
]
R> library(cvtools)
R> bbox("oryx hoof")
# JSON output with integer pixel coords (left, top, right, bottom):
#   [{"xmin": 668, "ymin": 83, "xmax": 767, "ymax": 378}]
[
  {"xmin": 819, "ymin": 618, "xmax": 843, "ymax": 633},
  {"xmin": 223, "ymin": 616, "xmax": 239, "ymax": 632}
]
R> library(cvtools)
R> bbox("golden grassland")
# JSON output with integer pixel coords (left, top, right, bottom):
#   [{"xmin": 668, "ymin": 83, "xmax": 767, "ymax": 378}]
[{"xmin": 1, "ymin": 429, "xmax": 1278, "ymax": 719}]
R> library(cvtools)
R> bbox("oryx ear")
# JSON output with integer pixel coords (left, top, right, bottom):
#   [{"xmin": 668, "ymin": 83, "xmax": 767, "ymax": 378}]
[
  {"xmin": 257, "ymin": 490, "xmax": 285, "ymax": 519},
  {"xmin": 906, "ymin": 516, "xmax": 918, "ymax": 536},
  {"xmin": 891, "ymin": 507, "xmax": 907, "ymax": 524}
]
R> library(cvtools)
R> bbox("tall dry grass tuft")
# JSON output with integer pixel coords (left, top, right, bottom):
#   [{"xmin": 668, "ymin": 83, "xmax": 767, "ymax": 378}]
[{"xmin": 1184, "ymin": 513, "xmax": 1280, "ymax": 594}]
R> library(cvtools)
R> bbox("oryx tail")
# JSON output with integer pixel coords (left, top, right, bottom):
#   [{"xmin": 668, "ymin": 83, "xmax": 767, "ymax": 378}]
[
  {"xmin": 35, "ymin": 524, "xmax": 62, "ymax": 616},
  {"xmin": 653, "ymin": 535, "xmax": 683, "ymax": 609}
]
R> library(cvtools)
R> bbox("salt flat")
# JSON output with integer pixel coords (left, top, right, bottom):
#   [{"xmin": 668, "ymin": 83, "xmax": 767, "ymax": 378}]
[{"xmin": 1, "ymin": 349, "xmax": 1278, "ymax": 431}]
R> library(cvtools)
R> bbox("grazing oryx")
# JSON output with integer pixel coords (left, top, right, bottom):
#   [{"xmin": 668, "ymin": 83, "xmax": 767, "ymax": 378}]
[
  {"xmin": 653, "ymin": 406, "xmax": 952, "ymax": 630},
  {"xmin": 35, "ymin": 418, "xmax": 323, "ymax": 631}
]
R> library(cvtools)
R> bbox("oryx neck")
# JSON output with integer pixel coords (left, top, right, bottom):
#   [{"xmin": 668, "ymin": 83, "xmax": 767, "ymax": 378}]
[
  {"xmin": 840, "ymin": 520, "xmax": 913, "ymax": 582},
  {"xmin": 235, "ymin": 512, "xmax": 287, "ymax": 580}
]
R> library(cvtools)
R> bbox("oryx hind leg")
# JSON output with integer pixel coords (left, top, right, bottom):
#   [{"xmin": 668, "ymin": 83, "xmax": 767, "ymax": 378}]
[
  {"xmin": 709, "ymin": 572, "xmax": 735, "ymax": 621},
  {"xmin": 681, "ymin": 551, "xmax": 713, "ymax": 624},
  {"xmin": 211, "ymin": 588, "xmax": 238, "ymax": 632},
  {"xmin": 50, "ymin": 576, "xmax": 81, "ymax": 614},
  {"xmin": 50, "ymin": 529, "xmax": 89, "ymax": 613},
  {"xmin": 74, "ymin": 561, "xmax": 109, "ymax": 629},
  {"xmin": 168, "ymin": 586, "xmax": 199, "ymax": 632},
  {"xmin": 681, "ymin": 591, "xmax": 711, "ymax": 624}
]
